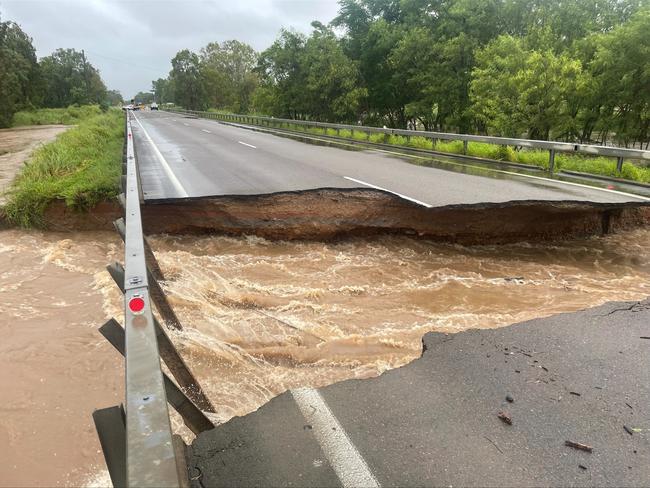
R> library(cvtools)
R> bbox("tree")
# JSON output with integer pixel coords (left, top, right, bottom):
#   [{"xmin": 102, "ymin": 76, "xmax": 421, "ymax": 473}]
[
  {"xmin": 169, "ymin": 49, "xmax": 206, "ymax": 110},
  {"xmin": 39, "ymin": 48, "xmax": 106, "ymax": 107},
  {"xmin": 587, "ymin": 9, "xmax": 650, "ymax": 147},
  {"xmin": 152, "ymin": 77, "xmax": 173, "ymax": 104},
  {"xmin": 0, "ymin": 17, "xmax": 39, "ymax": 127},
  {"xmin": 470, "ymin": 35, "xmax": 584, "ymax": 140},
  {"xmin": 105, "ymin": 89, "xmax": 123, "ymax": 106},
  {"xmin": 200, "ymin": 40, "xmax": 258, "ymax": 112},
  {"xmin": 133, "ymin": 91, "xmax": 154, "ymax": 104},
  {"xmin": 255, "ymin": 24, "xmax": 366, "ymax": 122}
]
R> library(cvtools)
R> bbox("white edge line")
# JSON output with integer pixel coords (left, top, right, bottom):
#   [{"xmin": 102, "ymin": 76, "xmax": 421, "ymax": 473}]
[
  {"xmin": 292, "ymin": 388, "xmax": 380, "ymax": 488},
  {"xmin": 238, "ymin": 141, "xmax": 257, "ymax": 149},
  {"xmin": 131, "ymin": 112, "xmax": 189, "ymax": 198},
  {"xmin": 201, "ymin": 129, "xmax": 211, "ymax": 133},
  {"xmin": 344, "ymin": 176, "xmax": 432, "ymax": 208}
]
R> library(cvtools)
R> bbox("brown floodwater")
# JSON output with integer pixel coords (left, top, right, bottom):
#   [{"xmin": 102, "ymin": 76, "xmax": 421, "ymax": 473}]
[{"xmin": 0, "ymin": 228, "xmax": 649, "ymax": 486}]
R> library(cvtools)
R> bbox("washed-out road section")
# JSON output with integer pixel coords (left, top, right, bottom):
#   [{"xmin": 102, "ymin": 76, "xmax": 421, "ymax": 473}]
[{"xmin": 188, "ymin": 299, "xmax": 650, "ymax": 487}]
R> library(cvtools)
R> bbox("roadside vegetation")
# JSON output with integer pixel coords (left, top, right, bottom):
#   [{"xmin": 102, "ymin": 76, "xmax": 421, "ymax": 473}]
[
  {"xmin": 0, "ymin": 15, "xmax": 122, "ymax": 128},
  {"xmin": 3, "ymin": 109, "xmax": 123, "ymax": 227},
  {"xmin": 11, "ymin": 105, "xmax": 104, "ymax": 126}
]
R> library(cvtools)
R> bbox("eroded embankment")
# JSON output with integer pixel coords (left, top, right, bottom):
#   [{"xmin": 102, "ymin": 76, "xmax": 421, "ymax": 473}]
[
  {"xmin": 13, "ymin": 188, "xmax": 649, "ymax": 243},
  {"xmin": 144, "ymin": 189, "xmax": 649, "ymax": 243}
]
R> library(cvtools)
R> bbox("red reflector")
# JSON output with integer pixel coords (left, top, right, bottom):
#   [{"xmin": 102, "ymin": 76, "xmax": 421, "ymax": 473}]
[{"xmin": 129, "ymin": 296, "xmax": 145, "ymax": 313}]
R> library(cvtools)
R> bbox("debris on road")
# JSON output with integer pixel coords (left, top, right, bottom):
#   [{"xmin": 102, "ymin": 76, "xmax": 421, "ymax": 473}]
[
  {"xmin": 624, "ymin": 425, "xmax": 634, "ymax": 435},
  {"xmin": 569, "ymin": 391, "xmax": 581, "ymax": 397},
  {"xmin": 565, "ymin": 440, "xmax": 593, "ymax": 452},
  {"xmin": 497, "ymin": 411, "xmax": 512, "ymax": 425},
  {"xmin": 506, "ymin": 394, "xmax": 514, "ymax": 403}
]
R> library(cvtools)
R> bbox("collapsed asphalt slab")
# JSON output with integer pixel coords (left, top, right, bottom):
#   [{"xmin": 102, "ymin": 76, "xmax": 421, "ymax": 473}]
[{"xmin": 187, "ymin": 298, "xmax": 650, "ymax": 487}]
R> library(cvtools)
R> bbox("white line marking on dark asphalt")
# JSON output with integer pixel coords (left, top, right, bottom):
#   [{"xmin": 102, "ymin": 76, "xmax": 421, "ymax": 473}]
[
  {"xmin": 202, "ymin": 129, "xmax": 211, "ymax": 133},
  {"xmin": 292, "ymin": 388, "xmax": 380, "ymax": 488},
  {"xmin": 238, "ymin": 141, "xmax": 257, "ymax": 149},
  {"xmin": 344, "ymin": 176, "xmax": 432, "ymax": 208},
  {"xmin": 131, "ymin": 112, "xmax": 189, "ymax": 198}
]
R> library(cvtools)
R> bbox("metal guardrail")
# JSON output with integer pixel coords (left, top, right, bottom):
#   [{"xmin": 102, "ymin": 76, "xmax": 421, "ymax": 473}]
[
  {"xmin": 123, "ymin": 112, "xmax": 181, "ymax": 487},
  {"xmin": 168, "ymin": 108, "xmax": 650, "ymax": 174}
]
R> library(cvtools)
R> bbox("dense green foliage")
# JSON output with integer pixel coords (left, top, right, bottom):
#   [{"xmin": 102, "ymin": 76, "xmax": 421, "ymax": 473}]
[
  {"xmin": 164, "ymin": 0, "xmax": 649, "ymax": 149},
  {"xmin": 3, "ymin": 109, "xmax": 124, "ymax": 227},
  {"xmin": 12, "ymin": 104, "xmax": 103, "ymax": 126},
  {"xmin": 0, "ymin": 14, "xmax": 121, "ymax": 128},
  {"xmin": 0, "ymin": 18, "xmax": 39, "ymax": 127}
]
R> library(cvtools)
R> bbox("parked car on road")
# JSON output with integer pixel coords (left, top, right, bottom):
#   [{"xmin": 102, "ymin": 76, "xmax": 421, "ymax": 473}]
[{"xmin": 150, "ymin": 102, "xmax": 158, "ymax": 110}]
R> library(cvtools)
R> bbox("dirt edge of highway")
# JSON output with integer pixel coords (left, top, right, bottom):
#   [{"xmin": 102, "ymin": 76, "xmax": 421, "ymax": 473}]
[{"xmin": 3, "ymin": 188, "xmax": 648, "ymax": 244}]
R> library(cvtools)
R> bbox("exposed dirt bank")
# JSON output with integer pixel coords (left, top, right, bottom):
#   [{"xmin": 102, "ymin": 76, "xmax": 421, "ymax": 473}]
[
  {"xmin": 0, "ymin": 125, "xmax": 70, "ymax": 205},
  {"xmin": 139, "ymin": 190, "xmax": 650, "ymax": 243},
  {"xmin": 1, "ymin": 188, "xmax": 648, "ymax": 243}
]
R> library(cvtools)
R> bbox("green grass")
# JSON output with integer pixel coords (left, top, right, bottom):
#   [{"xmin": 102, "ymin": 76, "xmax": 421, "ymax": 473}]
[
  {"xmin": 11, "ymin": 105, "xmax": 104, "ymax": 127},
  {"xmin": 3, "ymin": 109, "xmax": 124, "ymax": 227}
]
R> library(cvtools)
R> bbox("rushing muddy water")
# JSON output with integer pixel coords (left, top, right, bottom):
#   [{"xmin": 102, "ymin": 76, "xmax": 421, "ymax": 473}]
[{"xmin": 0, "ymin": 228, "xmax": 649, "ymax": 486}]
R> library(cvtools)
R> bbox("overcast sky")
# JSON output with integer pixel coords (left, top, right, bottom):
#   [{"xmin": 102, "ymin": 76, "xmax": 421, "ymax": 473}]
[{"xmin": 0, "ymin": 0, "xmax": 341, "ymax": 98}]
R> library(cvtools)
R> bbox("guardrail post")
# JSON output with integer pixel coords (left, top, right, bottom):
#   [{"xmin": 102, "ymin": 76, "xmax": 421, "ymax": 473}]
[
  {"xmin": 549, "ymin": 149, "xmax": 556, "ymax": 174},
  {"xmin": 463, "ymin": 140, "xmax": 469, "ymax": 155},
  {"xmin": 616, "ymin": 156, "xmax": 624, "ymax": 173}
]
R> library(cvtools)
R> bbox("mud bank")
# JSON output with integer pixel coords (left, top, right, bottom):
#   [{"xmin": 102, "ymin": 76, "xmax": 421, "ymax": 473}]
[
  {"xmin": 3, "ymin": 188, "xmax": 648, "ymax": 243},
  {"xmin": 142, "ymin": 189, "xmax": 649, "ymax": 244}
]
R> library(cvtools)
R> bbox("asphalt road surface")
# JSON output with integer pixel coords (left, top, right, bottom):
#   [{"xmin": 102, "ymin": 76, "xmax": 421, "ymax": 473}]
[
  {"xmin": 189, "ymin": 299, "xmax": 650, "ymax": 487},
  {"xmin": 131, "ymin": 111, "xmax": 648, "ymax": 206}
]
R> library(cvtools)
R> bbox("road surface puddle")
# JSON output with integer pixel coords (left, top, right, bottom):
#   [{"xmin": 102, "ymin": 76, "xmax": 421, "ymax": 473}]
[{"xmin": 1, "ymin": 227, "xmax": 649, "ymax": 486}]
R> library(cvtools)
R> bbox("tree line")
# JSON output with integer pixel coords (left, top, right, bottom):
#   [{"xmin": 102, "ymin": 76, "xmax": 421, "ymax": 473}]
[
  {"xmin": 159, "ymin": 0, "xmax": 649, "ymax": 148},
  {"xmin": 0, "ymin": 14, "xmax": 120, "ymax": 127}
]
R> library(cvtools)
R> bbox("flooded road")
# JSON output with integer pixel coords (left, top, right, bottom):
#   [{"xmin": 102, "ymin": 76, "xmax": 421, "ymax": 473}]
[{"xmin": 0, "ymin": 228, "xmax": 649, "ymax": 486}]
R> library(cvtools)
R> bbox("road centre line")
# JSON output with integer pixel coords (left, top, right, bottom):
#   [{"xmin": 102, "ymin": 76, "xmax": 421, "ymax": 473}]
[
  {"xmin": 292, "ymin": 388, "xmax": 380, "ymax": 488},
  {"xmin": 238, "ymin": 141, "xmax": 257, "ymax": 149},
  {"xmin": 344, "ymin": 176, "xmax": 433, "ymax": 208},
  {"xmin": 131, "ymin": 112, "xmax": 189, "ymax": 198}
]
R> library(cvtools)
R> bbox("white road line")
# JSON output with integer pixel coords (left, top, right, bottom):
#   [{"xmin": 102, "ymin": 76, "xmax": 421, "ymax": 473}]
[
  {"xmin": 131, "ymin": 112, "xmax": 189, "ymax": 198},
  {"xmin": 201, "ymin": 129, "xmax": 211, "ymax": 133},
  {"xmin": 292, "ymin": 388, "xmax": 380, "ymax": 488},
  {"xmin": 238, "ymin": 141, "xmax": 257, "ymax": 149},
  {"xmin": 183, "ymin": 123, "xmax": 189, "ymax": 126},
  {"xmin": 344, "ymin": 176, "xmax": 432, "ymax": 208}
]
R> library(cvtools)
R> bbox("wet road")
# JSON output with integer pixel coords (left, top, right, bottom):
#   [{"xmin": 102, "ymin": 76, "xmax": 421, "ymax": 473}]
[{"xmin": 131, "ymin": 111, "xmax": 648, "ymax": 205}]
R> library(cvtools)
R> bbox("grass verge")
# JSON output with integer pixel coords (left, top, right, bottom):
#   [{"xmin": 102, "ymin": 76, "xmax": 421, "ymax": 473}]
[
  {"xmin": 3, "ymin": 109, "xmax": 123, "ymax": 227},
  {"xmin": 12, "ymin": 105, "xmax": 104, "ymax": 127}
]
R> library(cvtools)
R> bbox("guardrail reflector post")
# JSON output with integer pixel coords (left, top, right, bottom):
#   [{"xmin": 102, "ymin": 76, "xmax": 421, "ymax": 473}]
[
  {"xmin": 617, "ymin": 156, "xmax": 624, "ymax": 173},
  {"xmin": 549, "ymin": 149, "xmax": 556, "ymax": 174},
  {"xmin": 463, "ymin": 140, "xmax": 469, "ymax": 155}
]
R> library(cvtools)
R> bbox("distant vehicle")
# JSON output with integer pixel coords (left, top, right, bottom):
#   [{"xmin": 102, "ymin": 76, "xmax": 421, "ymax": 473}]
[
  {"xmin": 150, "ymin": 102, "xmax": 159, "ymax": 110},
  {"xmin": 122, "ymin": 104, "xmax": 134, "ymax": 111}
]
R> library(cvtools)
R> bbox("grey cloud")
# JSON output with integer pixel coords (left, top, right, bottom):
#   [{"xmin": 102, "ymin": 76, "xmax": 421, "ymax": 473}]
[{"xmin": 0, "ymin": 0, "xmax": 340, "ymax": 98}]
